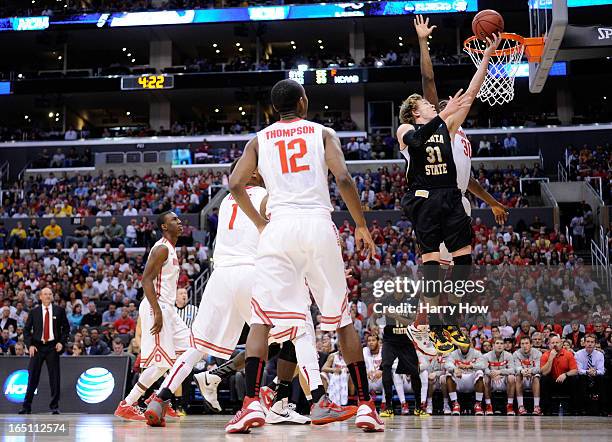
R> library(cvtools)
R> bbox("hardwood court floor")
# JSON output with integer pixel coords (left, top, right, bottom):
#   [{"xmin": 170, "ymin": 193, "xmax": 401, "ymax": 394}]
[{"xmin": 1, "ymin": 414, "xmax": 611, "ymax": 442}]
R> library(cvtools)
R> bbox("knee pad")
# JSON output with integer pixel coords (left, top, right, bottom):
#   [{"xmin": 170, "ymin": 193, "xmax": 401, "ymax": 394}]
[
  {"xmin": 278, "ymin": 341, "xmax": 297, "ymax": 364},
  {"xmin": 422, "ymin": 260, "xmax": 440, "ymax": 298}
]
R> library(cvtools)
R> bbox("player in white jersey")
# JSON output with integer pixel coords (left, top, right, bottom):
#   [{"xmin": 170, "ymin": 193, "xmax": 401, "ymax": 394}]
[
  {"xmin": 114, "ymin": 211, "xmax": 191, "ymax": 422},
  {"xmin": 409, "ymin": 15, "xmax": 508, "ymax": 353},
  {"xmin": 227, "ymin": 79, "xmax": 383, "ymax": 433},
  {"xmin": 144, "ymin": 163, "xmax": 355, "ymax": 426}
]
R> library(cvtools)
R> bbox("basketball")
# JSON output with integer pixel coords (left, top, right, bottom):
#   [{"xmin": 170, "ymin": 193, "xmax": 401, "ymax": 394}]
[{"xmin": 472, "ymin": 9, "xmax": 504, "ymax": 40}]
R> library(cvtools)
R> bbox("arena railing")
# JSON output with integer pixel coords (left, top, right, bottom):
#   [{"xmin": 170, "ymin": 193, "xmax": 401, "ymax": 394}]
[
  {"xmin": 585, "ymin": 176, "xmax": 603, "ymax": 200},
  {"xmin": 539, "ymin": 182, "xmax": 560, "ymax": 227},
  {"xmin": 557, "ymin": 161, "xmax": 568, "ymax": 182},
  {"xmin": 590, "ymin": 225, "xmax": 610, "ymax": 291}
]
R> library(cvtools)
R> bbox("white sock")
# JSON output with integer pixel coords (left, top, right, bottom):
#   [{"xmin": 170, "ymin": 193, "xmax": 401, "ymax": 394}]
[
  {"xmin": 507, "ymin": 398, "xmax": 513, "ymax": 405},
  {"xmin": 517, "ymin": 396, "xmax": 524, "ymax": 407},
  {"xmin": 427, "ymin": 398, "xmax": 433, "ymax": 407},
  {"xmin": 449, "ymin": 392, "xmax": 457, "ymax": 402},
  {"xmin": 485, "ymin": 398, "xmax": 491, "ymax": 405},
  {"xmin": 393, "ymin": 374, "xmax": 406, "ymax": 403},
  {"xmin": 534, "ymin": 397, "xmax": 540, "ymax": 407},
  {"xmin": 124, "ymin": 366, "xmax": 166, "ymax": 405},
  {"xmin": 294, "ymin": 332, "xmax": 322, "ymax": 391},
  {"xmin": 124, "ymin": 384, "xmax": 145, "ymax": 406},
  {"xmin": 420, "ymin": 371, "xmax": 428, "ymax": 404},
  {"xmin": 475, "ymin": 392, "xmax": 483, "ymax": 402},
  {"xmin": 443, "ymin": 398, "xmax": 449, "ymax": 406},
  {"xmin": 160, "ymin": 348, "xmax": 205, "ymax": 393}
]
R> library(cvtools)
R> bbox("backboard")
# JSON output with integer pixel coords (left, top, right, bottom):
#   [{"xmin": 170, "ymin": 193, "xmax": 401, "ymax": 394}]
[{"xmin": 528, "ymin": 0, "xmax": 568, "ymax": 93}]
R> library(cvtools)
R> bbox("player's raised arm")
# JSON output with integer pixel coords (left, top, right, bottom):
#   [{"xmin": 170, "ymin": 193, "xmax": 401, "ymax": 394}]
[
  {"xmin": 446, "ymin": 34, "xmax": 501, "ymax": 134},
  {"xmin": 141, "ymin": 245, "xmax": 168, "ymax": 334},
  {"xmin": 228, "ymin": 137, "xmax": 268, "ymax": 232},
  {"xmin": 467, "ymin": 177, "xmax": 508, "ymax": 225},
  {"xmin": 397, "ymin": 90, "xmax": 471, "ymax": 151},
  {"xmin": 414, "ymin": 15, "xmax": 439, "ymax": 108},
  {"xmin": 323, "ymin": 127, "xmax": 376, "ymax": 257}
]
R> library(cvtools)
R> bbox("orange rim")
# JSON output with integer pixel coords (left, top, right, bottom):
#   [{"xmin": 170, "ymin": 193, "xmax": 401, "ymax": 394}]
[{"xmin": 464, "ymin": 32, "xmax": 525, "ymax": 56}]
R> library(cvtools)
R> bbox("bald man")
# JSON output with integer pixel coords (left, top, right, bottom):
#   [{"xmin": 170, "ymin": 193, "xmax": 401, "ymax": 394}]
[{"xmin": 20, "ymin": 287, "xmax": 70, "ymax": 414}]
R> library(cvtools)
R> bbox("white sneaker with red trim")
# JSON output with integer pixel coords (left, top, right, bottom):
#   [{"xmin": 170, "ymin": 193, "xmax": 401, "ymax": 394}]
[
  {"xmin": 355, "ymin": 400, "xmax": 384, "ymax": 432},
  {"xmin": 225, "ymin": 397, "xmax": 266, "ymax": 434}
]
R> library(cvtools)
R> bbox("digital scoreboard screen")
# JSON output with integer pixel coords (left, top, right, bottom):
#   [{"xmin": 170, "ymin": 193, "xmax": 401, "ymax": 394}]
[
  {"xmin": 120, "ymin": 74, "xmax": 175, "ymax": 91},
  {"xmin": 287, "ymin": 68, "xmax": 367, "ymax": 86}
]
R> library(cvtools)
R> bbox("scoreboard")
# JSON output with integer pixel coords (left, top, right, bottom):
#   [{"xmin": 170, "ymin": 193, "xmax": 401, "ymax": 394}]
[
  {"xmin": 287, "ymin": 68, "xmax": 367, "ymax": 86},
  {"xmin": 120, "ymin": 74, "xmax": 175, "ymax": 91}
]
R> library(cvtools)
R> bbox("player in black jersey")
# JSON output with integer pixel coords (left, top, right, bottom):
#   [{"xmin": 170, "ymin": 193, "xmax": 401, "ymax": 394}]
[
  {"xmin": 396, "ymin": 33, "xmax": 501, "ymax": 354},
  {"xmin": 379, "ymin": 289, "xmax": 426, "ymax": 417},
  {"xmin": 407, "ymin": 16, "xmax": 508, "ymax": 354}
]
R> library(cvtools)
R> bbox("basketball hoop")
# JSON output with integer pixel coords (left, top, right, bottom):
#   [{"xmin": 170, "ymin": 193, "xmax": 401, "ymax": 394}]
[{"xmin": 464, "ymin": 33, "xmax": 542, "ymax": 106}]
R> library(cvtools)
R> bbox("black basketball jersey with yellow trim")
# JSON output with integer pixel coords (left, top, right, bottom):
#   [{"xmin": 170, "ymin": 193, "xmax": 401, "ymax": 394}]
[{"xmin": 406, "ymin": 120, "xmax": 458, "ymax": 189}]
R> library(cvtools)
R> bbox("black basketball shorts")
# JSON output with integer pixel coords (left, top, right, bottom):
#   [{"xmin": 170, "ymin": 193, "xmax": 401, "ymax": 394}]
[{"xmin": 401, "ymin": 187, "xmax": 473, "ymax": 255}]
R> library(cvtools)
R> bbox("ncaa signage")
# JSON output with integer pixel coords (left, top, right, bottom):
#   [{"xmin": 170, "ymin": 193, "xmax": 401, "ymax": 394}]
[
  {"xmin": 3, "ymin": 370, "xmax": 35, "ymax": 403},
  {"xmin": 0, "ymin": 357, "xmax": 129, "ymax": 413}
]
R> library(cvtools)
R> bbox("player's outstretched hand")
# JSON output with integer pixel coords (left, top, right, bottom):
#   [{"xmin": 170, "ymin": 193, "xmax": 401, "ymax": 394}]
[
  {"xmin": 441, "ymin": 89, "xmax": 471, "ymax": 116},
  {"xmin": 355, "ymin": 225, "xmax": 377, "ymax": 258},
  {"xmin": 484, "ymin": 33, "xmax": 502, "ymax": 57},
  {"xmin": 150, "ymin": 306, "xmax": 163, "ymax": 335},
  {"xmin": 414, "ymin": 14, "xmax": 436, "ymax": 40},
  {"xmin": 491, "ymin": 202, "xmax": 509, "ymax": 225}
]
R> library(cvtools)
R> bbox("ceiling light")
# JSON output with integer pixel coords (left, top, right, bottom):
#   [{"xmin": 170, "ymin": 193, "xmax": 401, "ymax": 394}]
[
  {"xmin": 241, "ymin": 111, "xmax": 246, "ymax": 116},
  {"xmin": 122, "ymin": 47, "xmax": 126, "ymax": 51},
  {"xmin": 58, "ymin": 55, "xmax": 62, "ymax": 60},
  {"xmin": 48, "ymin": 112, "xmax": 54, "ymax": 118},
  {"xmin": 131, "ymin": 58, "xmax": 135, "ymax": 62},
  {"xmin": 213, "ymin": 43, "xmax": 218, "ymax": 48},
  {"xmin": 324, "ymin": 105, "xmax": 329, "ymax": 110},
  {"xmin": 238, "ymin": 106, "xmax": 243, "ymax": 111},
  {"xmin": 24, "ymin": 115, "xmax": 29, "ymax": 119},
  {"xmin": 55, "ymin": 113, "xmax": 60, "ymax": 117},
  {"xmin": 126, "ymin": 111, "xmax": 131, "ymax": 116},
  {"xmin": 239, "ymin": 47, "xmax": 243, "ymax": 52},
  {"xmin": 127, "ymin": 53, "xmax": 131, "ymax": 57},
  {"xmin": 319, "ymin": 45, "xmax": 324, "ymax": 50},
  {"xmin": 214, "ymin": 108, "xmax": 220, "ymax": 113},
  {"xmin": 215, "ymin": 49, "xmax": 220, "ymax": 54},
  {"xmin": 317, "ymin": 40, "xmax": 322, "ymax": 43},
  {"xmin": 399, "ymin": 42, "xmax": 403, "ymax": 46},
  {"xmin": 292, "ymin": 45, "xmax": 297, "ymax": 49},
  {"xmin": 235, "ymin": 42, "xmax": 241, "ymax": 47},
  {"xmin": 290, "ymin": 40, "xmax": 295, "ymax": 44}
]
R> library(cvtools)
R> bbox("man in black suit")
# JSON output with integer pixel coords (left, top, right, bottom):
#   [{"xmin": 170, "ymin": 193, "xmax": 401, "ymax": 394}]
[
  {"xmin": 19, "ymin": 287, "xmax": 69, "ymax": 414},
  {"xmin": 0, "ymin": 307, "xmax": 17, "ymax": 330}
]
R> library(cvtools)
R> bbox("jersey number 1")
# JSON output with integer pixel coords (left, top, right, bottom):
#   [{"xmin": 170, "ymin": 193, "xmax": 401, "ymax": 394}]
[
  {"xmin": 228, "ymin": 203, "xmax": 238, "ymax": 230},
  {"xmin": 275, "ymin": 138, "xmax": 310, "ymax": 174}
]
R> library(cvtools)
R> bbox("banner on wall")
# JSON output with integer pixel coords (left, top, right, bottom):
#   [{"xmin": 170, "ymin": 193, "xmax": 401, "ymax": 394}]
[{"xmin": 0, "ymin": 356, "xmax": 129, "ymax": 414}]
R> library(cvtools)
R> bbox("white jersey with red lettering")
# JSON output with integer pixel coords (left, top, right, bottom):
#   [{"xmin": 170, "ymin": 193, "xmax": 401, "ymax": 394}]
[
  {"xmin": 452, "ymin": 126, "xmax": 472, "ymax": 193},
  {"xmin": 256, "ymin": 118, "xmax": 333, "ymax": 218},
  {"xmin": 150, "ymin": 237, "xmax": 180, "ymax": 305},
  {"xmin": 251, "ymin": 118, "xmax": 351, "ymax": 332},
  {"xmin": 363, "ymin": 346, "xmax": 383, "ymax": 373},
  {"xmin": 213, "ymin": 186, "xmax": 267, "ymax": 268},
  {"xmin": 139, "ymin": 237, "xmax": 190, "ymax": 369}
]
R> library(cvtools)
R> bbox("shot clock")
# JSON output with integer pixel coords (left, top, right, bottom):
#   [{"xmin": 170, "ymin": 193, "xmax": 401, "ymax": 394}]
[{"xmin": 120, "ymin": 74, "xmax": 175, "ymax": 91}]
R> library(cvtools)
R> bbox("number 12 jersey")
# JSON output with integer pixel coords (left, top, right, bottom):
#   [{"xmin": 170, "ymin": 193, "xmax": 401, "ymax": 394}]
[{"xmin": 256, "ymin": 118, "xmax": 333, "ymax": 218}]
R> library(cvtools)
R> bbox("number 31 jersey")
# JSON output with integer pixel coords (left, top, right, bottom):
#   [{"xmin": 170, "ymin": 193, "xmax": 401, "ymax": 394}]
[
  {"xmin": 256, "ymin": 118, "xmax": 333, "ymax": 218},
  {"xmin": 213, "ymin": 186, "xmax": 267, "ymax": 268}
]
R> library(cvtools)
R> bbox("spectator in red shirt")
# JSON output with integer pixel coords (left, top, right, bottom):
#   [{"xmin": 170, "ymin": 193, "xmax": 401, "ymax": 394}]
[
  {"xmin": 540, "ymin": 334, "xmax": 579, "ymax": 415},
  {"xmin": 114, "ymin": 309, "xmax": 136, "ymax": 335}
]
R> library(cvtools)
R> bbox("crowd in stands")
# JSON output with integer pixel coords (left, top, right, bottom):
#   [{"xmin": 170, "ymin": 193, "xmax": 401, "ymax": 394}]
[
  {"xmin": 1, "ymin": 213, "xmax": 609, "ymax": 415},
  {"xmin": 329, "ymin": 163, "xmax": 543, "ymax": 212},
  {"xmin": 0, "ymin": 168, "xmax": 227, "ymax": 219},
  {"xmin": 566, "ymin": 144, "xmax": 612, "ymax": 204}
]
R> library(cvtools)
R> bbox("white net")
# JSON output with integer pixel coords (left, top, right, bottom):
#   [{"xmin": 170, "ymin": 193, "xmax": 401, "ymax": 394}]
[{"xmin": 464, "ymin": 35, "xmax": 525, "ymax": 106}]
